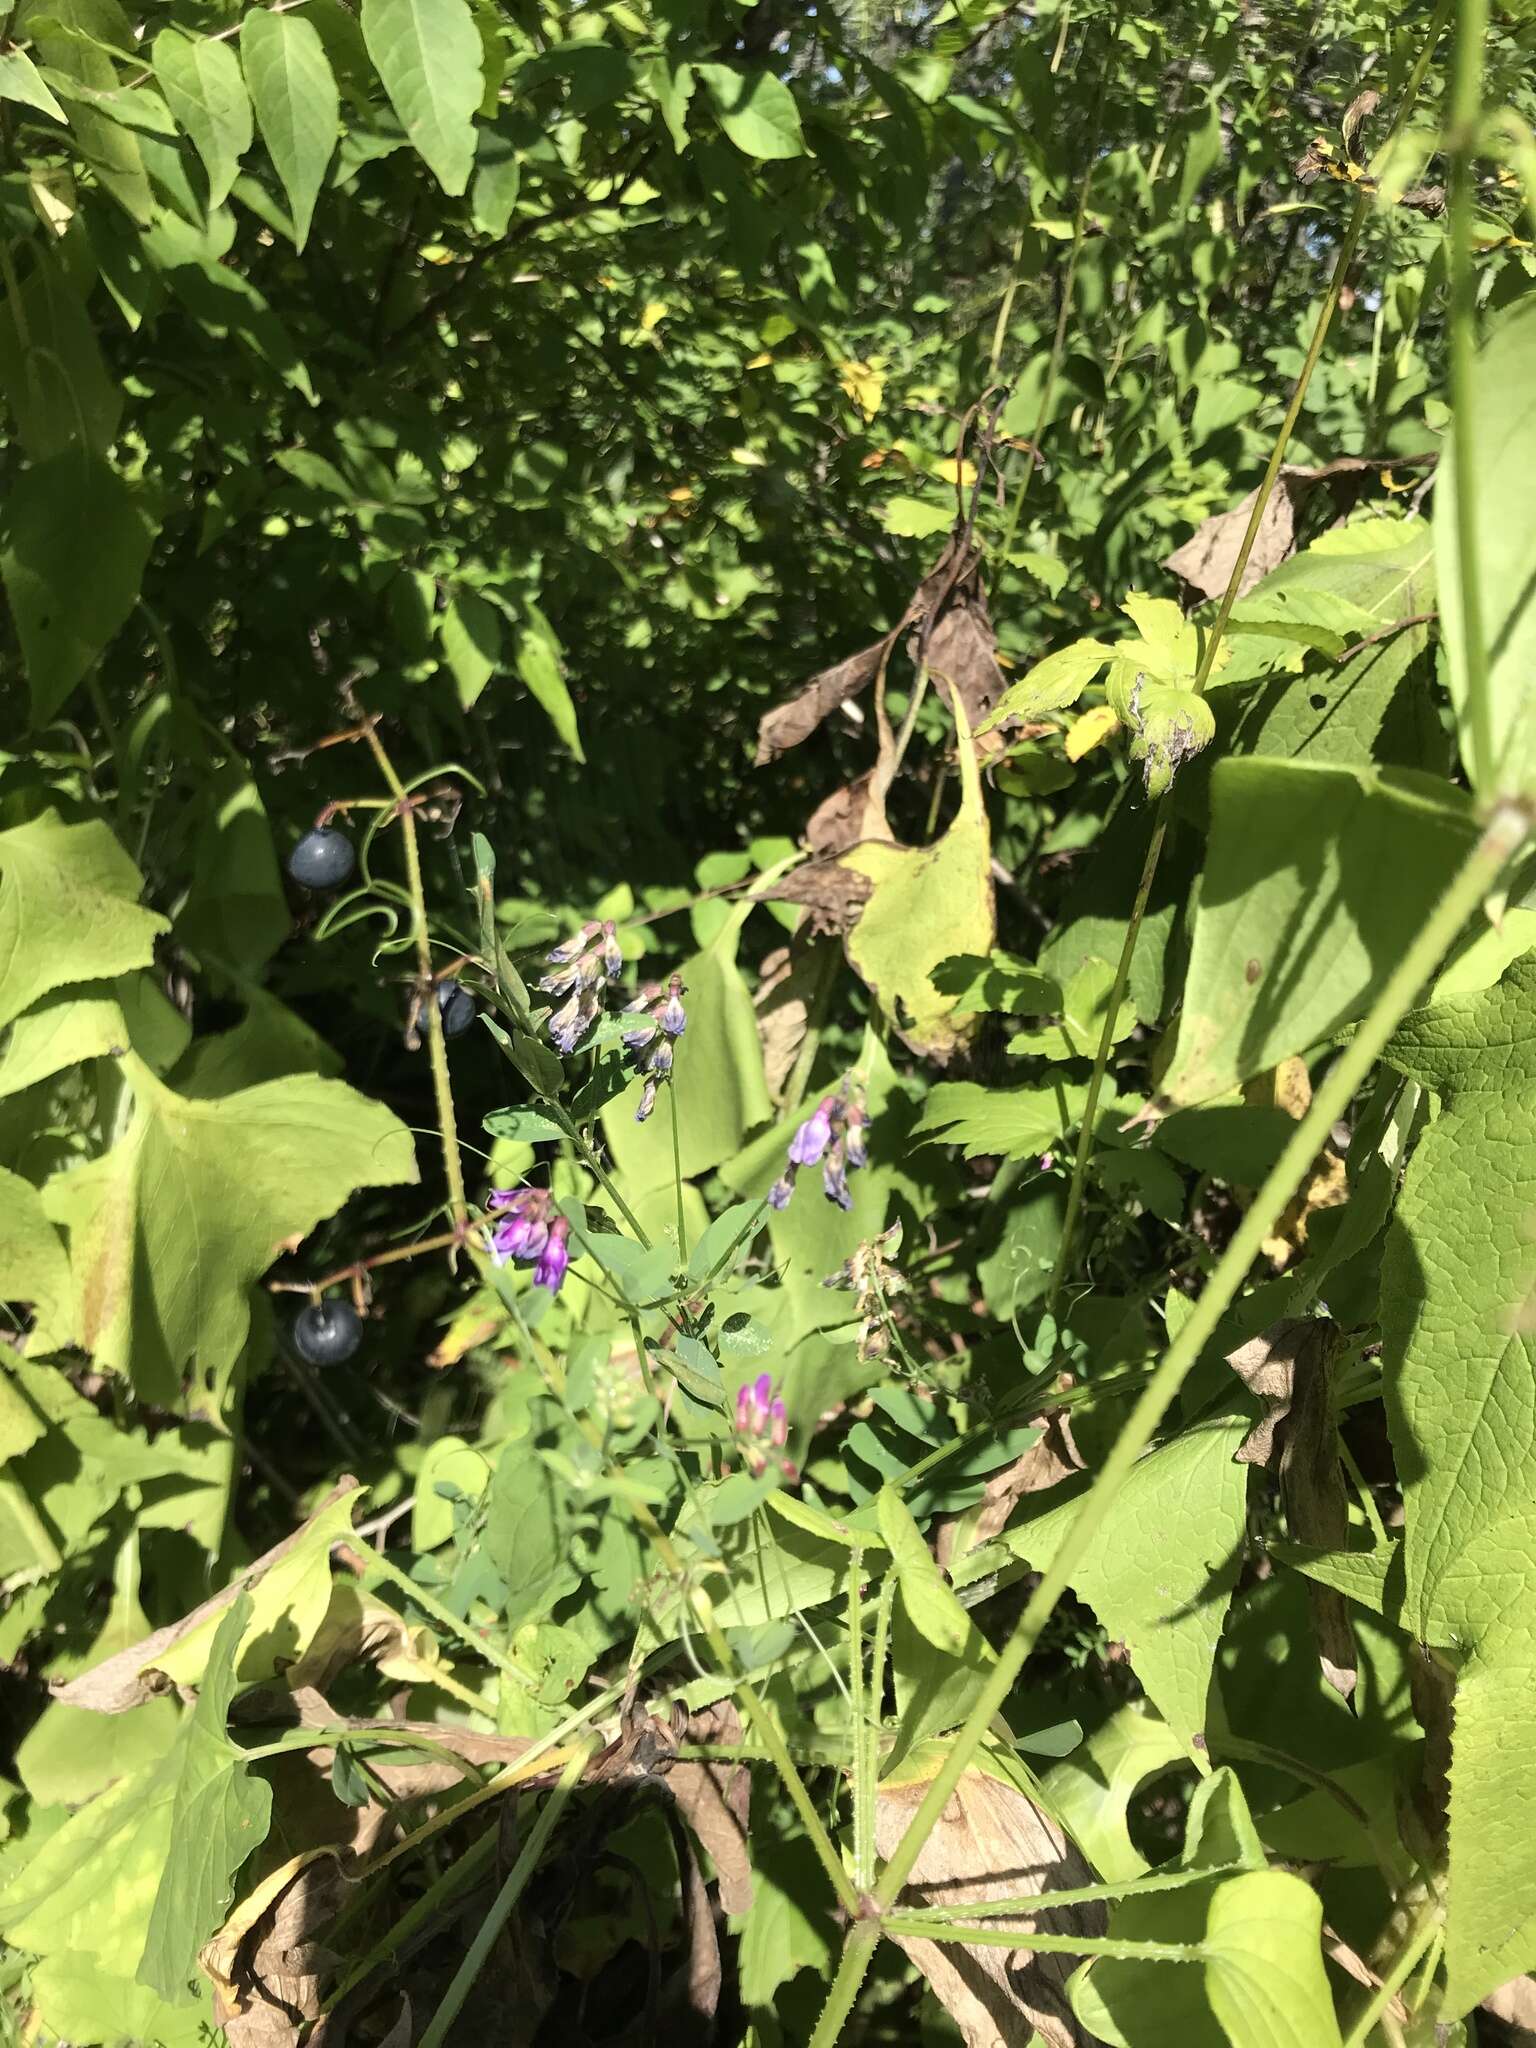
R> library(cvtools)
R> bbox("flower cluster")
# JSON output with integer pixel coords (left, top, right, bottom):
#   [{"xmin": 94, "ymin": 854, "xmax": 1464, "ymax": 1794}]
[
  {"xmin": 735, "ymin": 1372, "xmax": 797, "ymax": 1481},
  {"xmin": 538, "ymin": 919, "xmax": 623, "ymax": 1052},
  {"xmin": 536, "ymin": 926, "xmax": 687, "ymax": 1123},
  {"xmin": 622, "ymin": 974, "xmax": 688, "ymax": 1121},
  {"xmin": 768, "ymin": 1079, "xmax": 869, "ymax": 1211},
  {"xmin": 486, "ymin": 1187, "xmax": 571, "ymax": 1293}
]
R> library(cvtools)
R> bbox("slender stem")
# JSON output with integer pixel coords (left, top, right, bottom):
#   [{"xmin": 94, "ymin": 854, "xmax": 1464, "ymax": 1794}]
[
  {"xmin": 320, "ymin": 1825, "xmax": 497, "ymax": 2017},
  {"xmin": 418, "ymin": 1745, "xmax": 591, "ymax": 2048},
  {"xmin": 1445, "ymin": 0, "xmax": 1491, "ymax": 788},
  {"xmin": 863, "ymin": 801, "xmax": 1527, "ymax": 1951},
  {"xmin": 807, "ymin": 1924, "xmax": 881, "ymax": 2048},
  {"xmin": 362, "ymin": 724, "xmax": 467, "ymax": 1230},
  {"xmin": 351, "ymin": 1535, "xmax": 530, "ymax": 1685},
  {"xmin": 1341, "ymin": 1897, "xmax": 1443, "ymax": 2048},
  {"xmin": 668, "ymin": 1078, "xmax": 688, "ymax": 1260},
  {"xmin": 882, "ymin": 1917, "xmax": 1206, "ymax": 1961}
]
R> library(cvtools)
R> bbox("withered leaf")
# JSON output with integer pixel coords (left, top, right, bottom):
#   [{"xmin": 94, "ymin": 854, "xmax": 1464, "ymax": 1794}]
[
  {"xmin": 936, "ymin": 1411, "xmax": 1083, "ymax": 1573},
  {"xmin": 1162, "ymin": 458, "xmax": 1380, "ymax": 602},
  {"xmin": 755, "ymin": 935, "xmax": 835, "ymax": 1103},
  {"xmin": 920, "ymin": 578, "xmax": 1006, "ymax": 732},
  {"xmin": 766, "ymin": 859, "xmax": 874, "ymax": 938},
  {"xmin": 665, "ymin": 1759, "xmax": 754, "ymax": 1915},
  {"xmin": 874, "ymin": 1762, "xmax": 1105, "ymax": 2048},
  {"xmin": 754, "ymin": 533, "xmax": 977, "ymax": 765}
]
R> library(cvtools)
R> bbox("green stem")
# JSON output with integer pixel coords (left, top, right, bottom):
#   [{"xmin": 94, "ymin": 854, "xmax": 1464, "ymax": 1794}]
[
  {"xmin": 318, "ymin": 1825, "xmax": 497, "ymax": 2017},
  {"xmin": 1341, "ymin": 1897, "xmax": 1444, "ymax": 2048},
  {"xmin": 1446, "ymin": 0, "xmax": 1492, "ymax": 788},
  {"xmin": 807, "ymin": 1924, "xmax": 881, "ymax": 2048},
  {"xmin": 669, "ymin": 1077, "xmax": 688, "ymax": 1260},
  {"xmin": 882, "ymin": 1917, "xmax": 1205, "ymax": 1961},
  {"xmin": 418, "ymin": 1745, "xmax": 591, "ymax": 2048},
  {"xmin": 861, "ymin": 799, "xmax": 1527, "ymax": 1959},
  {"xmin": 352, "ymin": 1535, "xmax": 528, "ymax": 1684}
]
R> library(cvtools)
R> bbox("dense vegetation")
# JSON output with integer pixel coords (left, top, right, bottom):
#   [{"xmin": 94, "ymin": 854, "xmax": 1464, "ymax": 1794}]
[{"xmin": 2, "ymin": 0, "xmax": 1535, "ymax": 2042}]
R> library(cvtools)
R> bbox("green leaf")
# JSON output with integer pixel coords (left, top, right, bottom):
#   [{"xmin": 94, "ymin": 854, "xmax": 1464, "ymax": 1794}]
[
  {"xmin": 0, "ymin": 810, "xmax": 167, "ymax": 1033},
  {"xmin": 0, "ymin": 1594, "xmax": 272, "ymax": 1999},
  {"xmin": 2, "ymin": 452, "xmax": 158, "ymax": 725},
  {"xmin": 0, "ymin": 49, "xmax": 67, "ymax": 121},
  {"xmin": 842, "ymin": 696, "xmax": 994, "ymax": 1058},
  {"xmin": 151, "ymin": 28, "xmax": 252, "ymax": 208},
  {"xmin": 877, "ymin": 1486, "xmax": 980, "ymax": 1658},
  {"xmin": 1106, "ymin": 668, "xmax": 1215, "ymax": 796},
  {"xmin": 470, "ymin": 117, "xmax": 519, "ymax": 234},
  {"xmin": 484, "ymin": 1437, "xmax": 582, "ymax": 1629},
  {"xmin": 686, "ymin": 1200, "xmax": 759, "ymax": 1285},
  {"xmin": 439, "ymin": 587, "xmax": 501, "ymax": 708},
  {"xmin": 1203, "ymin": 1870, "xmax": 1343, "ymax": 2048},
  {"xmin": 977, "ymin": 637, "xmax": 1115, "ymax": 730},
  {"xmin": 694, "ymin": 62, "xmax": 805, "ymax": 159},
  {"xmin": 0, "ymin": 244, "xmax": 122, "ymax": 461},
  {"xmin": 1381, "ymin": 954, "xmax": 1536, "ymax": 2009},
  {"xmin": 23, "ymin": 0, "xmax": 153, "ymax": 221},
  {"xmin": 0, "ymin": 1168, "xmax": 74, "ymax": 1358},
  {"xmin": 879, "ymin": 494, "xmax": 952, "ymax": 538},
  {"xmin": 360, "ymin": 0, "xmax": 481, "ymax": 194},
  {"xmin": 515, "ymin": 608, "xmax": 585, "ymax": 760},
  {"xmin": 483, "ymin": 1106, "xmax": 565, "ymax": 1144},
  {"xmin": 1436, "ymin": 295, "xmax": 1536, "ymax": 796},
  {"xmin": 915, "ymin": 1077, "xmax": 1105, "ymax": 1161},
  {"xmin": 41, "ymin": 1052, "xmax": 416, "ymax": 1401},
  {"xmin": 968, "ymin": 1418, "xmax": 1248, "ymax": 1760},
  {"xmin": 240, "ymin": 8, "xmax": 339, "ymax": 248},
  {"xmin": 1159, "ymin": 760, "xmax": 1477, "ymax": 1107}
]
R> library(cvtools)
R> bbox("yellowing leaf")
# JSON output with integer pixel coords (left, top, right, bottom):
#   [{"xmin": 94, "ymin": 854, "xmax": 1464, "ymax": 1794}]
[
  {"xmin": 1065, "ymin": 704, "xmax": 1120, "ymax": 760},
  {"xmin": 640, "ymin": 298, "xmax": 668, "ymax": 330},
  {"xmin": 932, "ymin": 456, "xmax": 977, "ymax": 486},
  {"xmin": 842, "ymin": 694, "xmax": 995, "ymax": 1059},
  {"xmin": 838, "ymin": 358, "xmax": 884, "ymax": 419}
]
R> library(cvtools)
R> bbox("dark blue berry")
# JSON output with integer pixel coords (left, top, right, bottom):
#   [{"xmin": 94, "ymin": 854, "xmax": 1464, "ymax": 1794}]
[
  {"xmin": 436, "ymin": 978, "xmax": 475, "ymax": 1038},
  {"xmin": 288, "ymin": 827, "xmax": 356, "ymax": 891},
  {"xmin": 293, "ymin": 1299, "xmax": 363, "ymax": 1365}
]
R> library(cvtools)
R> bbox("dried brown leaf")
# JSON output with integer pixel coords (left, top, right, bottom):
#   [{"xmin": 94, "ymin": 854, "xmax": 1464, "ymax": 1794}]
[
  {"xmin": 921, "ymin": 582, "xmax": 1006, "ymax": 732},
  {"xmin": 754, "ymin": 937, "xmax": 834, "ymax": 1103},
  {"xmin": 666, "ymin": 1760, "xmax": 754, "ymax": 1915},
  {"xmin": 768, "ymin": 860, "xmax": 873, "ymax": 938},
  {"xmin": 1162, "ymin": 459, "xmax": 1380, "ymax": 601},
  {"xmin": 874, "ymin": 1762, "xmax": 1105, "ymax": 2048},
  {"xmin": 1483, "ymin": 1973, "xmax": 1536, "ymax": 2039},
  {"xmin": 936, "ymin": 1411, "xmax": 1083, "ymax": 1572}
]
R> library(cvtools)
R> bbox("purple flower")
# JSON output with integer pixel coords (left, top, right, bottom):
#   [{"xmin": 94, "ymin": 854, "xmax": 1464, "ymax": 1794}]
[
  {"xmin": 546, "ymin": 921, "xmax": 598, "ymax": 967},
  {"xmin": 659, "ymin": 975, "xmax": 688, "ymax": 1037},
  {"xmin": 767, "ymin": 1173, "xmax": 795, "ymax": 1210},
  {"xmin": 844, "ymin": 1105, "xmax": 868, "ymax": 1170},
  {"xmin": 533, "ymin": 1216, "xmax": 571, "ymax": 1292},
  {"xmin": 600, "ymin": 923, "xmax": 624, "ymax": 980},
  {"xmin": 735, "ymin": 1372, "xmax": 794, "ymax": 1478},
  {"xmin": 548, "ymin": 989, "xmax": 597, "ymax": 1053},
  {"xmin": 635, "ymin": 1078, "xmax": 658, "ymax": 1123},
  {"xmin": 486, "ymin": 1187, "xmax": 553, "ymax": 1267},
  {"xmin": 788, "ymin": 1099, "xmax": 835, "ymax": 1167}
]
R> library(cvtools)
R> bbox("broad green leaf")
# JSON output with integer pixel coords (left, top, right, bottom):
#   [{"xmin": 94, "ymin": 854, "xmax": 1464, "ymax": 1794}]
[
  {"xmin": 0, "ymin": 1595, "xmax": 272, "ymax": 1998},
  {"xmin": 241, "ymin": 9, "xmax": 339, "ymax": 247},
  {"xmin": 1203, "ymin": 1870, "xmax": 1343, "ymax": 2048},
  {"xmin": 0, "ymin": 1167, "xmax": 74, "ymax": 1356},
  {"xmin": 30, "ymin": 1955, "xmax": 212, "ymax": 2048},
  {"xmin": 879, "ymin": 494, "xmax": 952, "ymax": 538},
  {"xmin": 842, "ymin": 695, "xmax": 993, "ymax": 1058},
  {"xmin": 360, "ymin": 0, "xmax": 481, "ymax": 195},
  {"xmin": 22, "ymin": 0, "xmax": 152, "ymax": 221},
  {"xmin": 1159, "ymin": 760, "xmax": 1476, "ymax": 1107},
  {"xmin": 0, "ymin": 245, "xmax": 122, "ymax": 460},
  {"xmin": 694, "ymin": 62, "xmax": 804, "ymax": 159},
  {"xmin": 42, "ymin": 1053, "xmax": 416, "ymax": 1401},
  {"xmin": 2, "ymin": 452, "xmax": 158, "ymax": 724},
  {"xmin": 439, "ymin": 587, "xmax": 501, "ymax": 707},
  {"xmin": 915, "ymin": 1076, "xmax": 1109, "ymax": 1161},
  {"xmin": 0, "ymin": 811, "xmax": 166, "ymax": 1032},
  {"xmin": 968, "ymin": 1418, "xmax": 1248, "ymax": 1760},
  {"xmin": 152, "ymin": 29, "xmax": 252, "ymax": 208},
  {"xmin": 1436, "ymin": 294, "xmax": 1536, "ymax": 796},
  {"xmin": 174, "ymin": 761, "xmax": 290, "ymax": 976},
  {"xmin": 515, "ymin": 608, "xmax": 584, "ymax": 760},
  {"xmin": 470, "ymin": 117, "xmax": 519, "ymax": 234},
  {"xmin": 0, "ymin": 49, "xmax": 67, "ymax": 122},
  {"xmin": 735, "ymin": 1833, "xmax": 835, "ymax": 2004},
  {"xmin": 1107, "ymin": 667, "xmax": 1215, "ymax": 795},
  {"xmin": 1381, "ymin": 956, "xmax": 1536, "ymax": 2009}
]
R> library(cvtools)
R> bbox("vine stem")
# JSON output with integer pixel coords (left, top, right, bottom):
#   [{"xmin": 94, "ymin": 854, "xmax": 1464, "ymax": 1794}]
[
  {"xmin": 1341, "ymin": 1895, "xmax": 1443, "ymax": 2048},
  {"xmin": 362, "ymin": 723, "xmax": 467, "ymax": 1231},
  {"xmin": 1445, "ymin": 0, "xmax": 1491, "ymax": 787},
  {"xmin": 807, "ymin": 797, "xmax": 1531, "ymax": 2048},
  {"xmin": 1045, "ymin": 0, "xmax": 1454, "ymax": 1310}
]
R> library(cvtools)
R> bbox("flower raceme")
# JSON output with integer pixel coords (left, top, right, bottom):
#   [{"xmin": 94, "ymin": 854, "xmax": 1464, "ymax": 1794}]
[
  {"xmin": 486, "ymin": 1187, "xmax": 570, "ymax": 1293},
  {"xmin": 622, "ymin": 973, "xmax": 688, "ymax": 1121},
  {"xmin": 735, "ymin": 1372, "xmax": 797, "ymax": 1481},
  {"xmin": 768, "ymin": 1079, "xmax": 869, "ymax": 1212},
  {"xmin": 538, "ymin": 920, "xmax": 623, "ymax": 1052}
]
